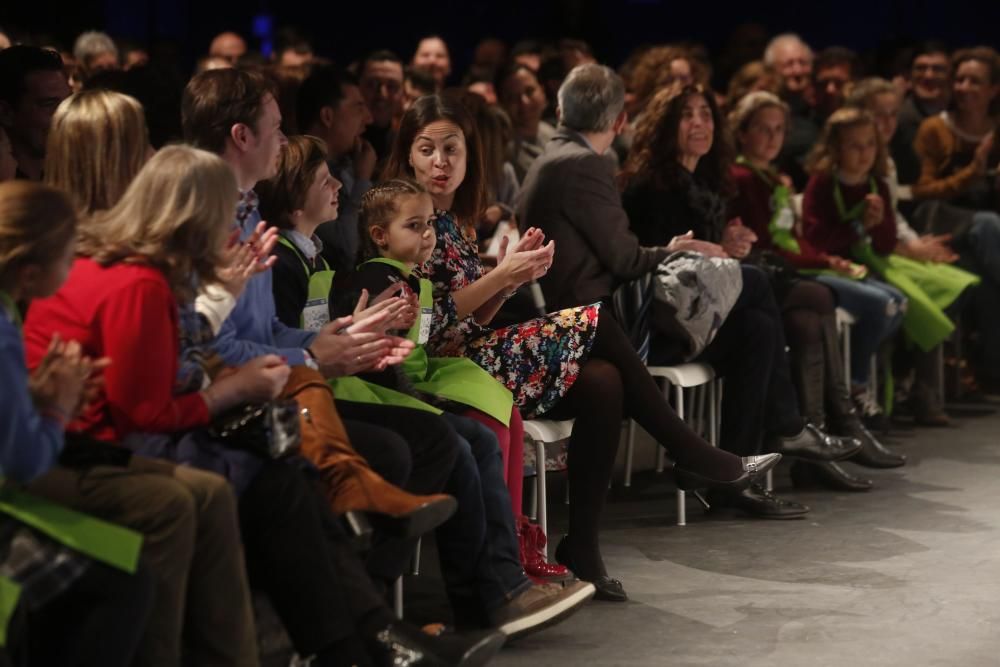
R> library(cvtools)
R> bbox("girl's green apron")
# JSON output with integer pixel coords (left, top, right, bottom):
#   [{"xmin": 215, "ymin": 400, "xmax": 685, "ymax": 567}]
[
  {"xmin": 360, "ymin": 258, "xmax": 514, "ymax": 426},
  {"xmin": 276, "ymin": 235, "xmax": 439, "ymax": 412},
  {"xmin": 833, "ymin": 178, "xmax": 979, "ymax": 352},
  {"xmin": 0, "ymin": 291, "xmax": 143, "ymax": 645},
  {"xmin": 736, "ymin": 156, "xmax": 801, "ymax": 254}
]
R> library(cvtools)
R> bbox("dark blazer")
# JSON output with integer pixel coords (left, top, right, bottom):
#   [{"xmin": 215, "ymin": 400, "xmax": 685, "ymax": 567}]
[{"xmin": 516, "ymin": 128, "xmax": 669, "ymax": 310}]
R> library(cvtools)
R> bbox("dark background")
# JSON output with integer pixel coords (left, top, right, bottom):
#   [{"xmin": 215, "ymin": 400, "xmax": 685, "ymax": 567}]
[{"xmin": 4, "ymin": 0, "xmax": 1000, "ymax": 79}]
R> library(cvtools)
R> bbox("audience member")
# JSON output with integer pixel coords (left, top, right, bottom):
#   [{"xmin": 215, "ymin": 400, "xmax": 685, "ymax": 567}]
[
  {"xmin": 358, "ymin": 50, "xmax": 405, "ymax": 160},
  {"xmin": 71, "ymin": 31, "xmax": 119, "ymax": 81},
  {"xmin": 209, "ymin": 31, "xmax": 247, "ymax": 65},
  {"xmin": 893, "ymin": 41, "xmax": 951, "ymax": 185},
  {"xmin": 0, "ymin": 46, "xmax": 72, "ymax": 181},
  {"xmin": 0, "ymin": 180, "xmax": 152, "ymax": 667},
  {"xmin": 510, "ymin": 40, "xmax": 543, "ymax": 72},
  {"xmin": 497, "ymin": 63, "xmax": 556, "ymax": 182},
  {"xmin": 43, "ymin": 89, "xmax": 149, "ymax": 215},
  {"xmin": 765, "ymin": 33, "xmax": 817, "ymax": 187},
  {"xmin": 412, "ymin": 35, "xmax": 451, "ymax": 89},
  {"xmin": 274, "ymin": 27, "xmax": 314, "ymax": 67},
  {"xmin": 297, "ymin": 65, "xmax": 375, "ymax": 272},
  {"xmin": 403, "ymin": 66, "xmax": 437, "ymax": 111},
  {"xmin": 803, "ymin": 108, "xmax": 978, "ymax": 423},
  {"xmin": 812, "ymin": 46, "xmax": 860, "ymax": 121}
]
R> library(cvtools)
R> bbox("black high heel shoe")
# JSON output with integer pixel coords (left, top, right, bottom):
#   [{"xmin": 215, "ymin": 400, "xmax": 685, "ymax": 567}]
[
  {"xmin": 673, "ymin": 453, "xmax": 782, "ymax": 496},
  {"xmin": 554, "ymin": 536, "xmax": 628, "ymax": 603}
]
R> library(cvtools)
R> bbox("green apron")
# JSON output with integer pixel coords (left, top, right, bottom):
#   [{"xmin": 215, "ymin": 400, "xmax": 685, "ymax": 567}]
[
  {"xmin": 278, "ymin": 235, "xmax": 335, "ymax": 333},
  {"xmin": 274, "ymin": 238, "xmax": 441, "ymax": 413},
  {"xmin": 736, "ymin": 156, "xmax": 800, "ymax": 254},
  {"xmin": 364, "ymin": 258, "xmax": 514, "ymax": 426},
  {"xmin": 834, "ymin": 180, "xmax": 980, "ymax": 351},
  {"xmin": 0, "ymin": 293, "xmax": 144, "ymax": 644}
]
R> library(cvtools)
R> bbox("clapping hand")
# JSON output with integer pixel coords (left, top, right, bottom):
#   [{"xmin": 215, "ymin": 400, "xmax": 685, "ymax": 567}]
[
  {"xmin": 862, "ymin": 194, "xmax": 884, "ymax": 230},
  {"xmin": 217, "ymin": 223, "xmax": 278, "ymax": 298},
  {"xmin": 497, "ymin": 227, "xmax": 555, "ymax": 289},
  {"xmin": 29, "ymin": 333, "xmax": 110, "ymax": 421}
]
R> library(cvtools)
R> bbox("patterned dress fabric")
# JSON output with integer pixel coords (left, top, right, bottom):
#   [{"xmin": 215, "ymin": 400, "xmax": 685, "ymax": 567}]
[{"xmin": 419, "ymin": 210, "xmax": 600, "ymax": 419}]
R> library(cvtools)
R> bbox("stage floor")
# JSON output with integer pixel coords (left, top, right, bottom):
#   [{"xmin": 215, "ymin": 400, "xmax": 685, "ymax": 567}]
[{"xmin": 404, "ymin": 399, "xmax": 1000, "ymax": 667}]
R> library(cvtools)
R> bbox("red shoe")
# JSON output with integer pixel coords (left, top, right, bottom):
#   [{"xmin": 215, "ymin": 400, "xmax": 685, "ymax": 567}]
[{"xmin": 517, "ymin": 516, "xmax": 573, "ymax": 583}]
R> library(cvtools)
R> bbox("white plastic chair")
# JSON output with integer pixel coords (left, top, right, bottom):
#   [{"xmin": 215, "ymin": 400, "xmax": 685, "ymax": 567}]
[
  {"xmin": 522, "ymin": 419, "xmax": 575, "ymax": 538},
  {"xmin": 622, "ymin": 362, "xmax": 721, "ymax": 526}
]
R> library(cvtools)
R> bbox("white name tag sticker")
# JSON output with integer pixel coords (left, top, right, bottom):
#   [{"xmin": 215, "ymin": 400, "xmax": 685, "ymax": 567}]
[
  {"xmin": 418, "ymin": 307, "xmax": 432, "ymax": 344},
  {"xmin": 303, "ymin": 298, "xmax": 330, "ymax": 333}
]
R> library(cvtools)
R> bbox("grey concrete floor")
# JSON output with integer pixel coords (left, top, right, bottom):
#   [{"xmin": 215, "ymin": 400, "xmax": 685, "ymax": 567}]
[{"xmin": 407, "ymin": 402, "xmax": 1000, "ymax": 666}]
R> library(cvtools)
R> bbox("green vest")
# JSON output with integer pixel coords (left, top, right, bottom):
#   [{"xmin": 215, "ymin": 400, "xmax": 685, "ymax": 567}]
[
  {"xmin": 361, "ymin": 258, "xmax": 514, "ymax": 426},
  {"xmin": 277, "ymin": 235, "xmax": 335, "ymax": 332}
]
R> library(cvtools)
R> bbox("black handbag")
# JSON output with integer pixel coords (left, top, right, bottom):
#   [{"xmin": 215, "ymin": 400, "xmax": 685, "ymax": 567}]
[{"xmin": 208, "ymin": 400, "xmax": 302, "ymax": 459}]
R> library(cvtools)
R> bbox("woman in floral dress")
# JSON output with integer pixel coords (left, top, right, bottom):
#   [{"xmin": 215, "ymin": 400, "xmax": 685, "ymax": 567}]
[{"xmin": 383, "ymin": 93, "xmax": 779, "ymax": 601}]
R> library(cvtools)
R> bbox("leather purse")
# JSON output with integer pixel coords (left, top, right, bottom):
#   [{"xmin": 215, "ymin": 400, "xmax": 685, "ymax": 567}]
[{"xmin": 208, "ymin": 400, "xmax": 302, "ymax": 459}]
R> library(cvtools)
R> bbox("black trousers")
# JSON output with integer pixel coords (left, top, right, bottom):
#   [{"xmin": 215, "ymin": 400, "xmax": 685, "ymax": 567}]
[
  {"xmin": 339, "ymin": 401, "xmax": 460, "ymax": 585},
  {"xmin": 239, "ymin": 460, "xmax": 387, "ymax": 656},
  {"xmin": 653, "ymin": 264, "xmax": 803, "ymax": 455}
]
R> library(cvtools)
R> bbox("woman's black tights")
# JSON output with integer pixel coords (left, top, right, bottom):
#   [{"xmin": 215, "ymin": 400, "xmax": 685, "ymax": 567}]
[{"xmin": 546, "ymin": 313, "xmax": 743, "ymax": 579}]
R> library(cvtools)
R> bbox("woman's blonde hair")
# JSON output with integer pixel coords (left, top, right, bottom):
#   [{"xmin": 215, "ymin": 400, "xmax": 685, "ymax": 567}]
[
  {"xmin": 78, "ymin": 145, "xmax": 237, "ymax": 303},
  {"xmin": 0, "ymin": 181, "xmax": 77, "ymax": 290},
  {"xmin": 44, "ymin": 89, "xmax": 149, "ymax": 216},
  {"xmin": 806, "ymin": 107, "xmax": 888, "ymax": 178}
]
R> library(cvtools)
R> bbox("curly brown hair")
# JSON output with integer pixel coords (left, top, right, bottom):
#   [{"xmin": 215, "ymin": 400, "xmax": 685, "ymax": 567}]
[
  {"xmin": 622, "ymin": 83, "xmax": 734, "ymax": 195},
  {"xmin": 628, "ymin": 45, "xmax": 708, "ymax": 115}
]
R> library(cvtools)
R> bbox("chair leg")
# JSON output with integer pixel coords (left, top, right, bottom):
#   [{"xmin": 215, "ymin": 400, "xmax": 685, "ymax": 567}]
[
  {"xmin": 536, "ymin": 439, "xmax": 548, "ymax": 538},
  {"xmin": 393, "ymin": 576, "xmax": 404, "ymax": 618},
  {"xmin": 411, "ymin": 537, "xmax": 421, "ymax": 576},
  {"xmin": 624, "ymin": 420, "xmax": 636, "ymax": 488},
  {"xmin": 708, "ymin": 380, "xmax": 718, "ymax": 447},
  {"xmin": 676, "ymin": 489, "xmax": 686, "ymax": 527},
  {"xmin": 766, "ymin": 469, "xmax": 774, "ymax": 492},
  {"xmin": 527, "ymin": 472, "xmax": 538, "ymax": 521}
]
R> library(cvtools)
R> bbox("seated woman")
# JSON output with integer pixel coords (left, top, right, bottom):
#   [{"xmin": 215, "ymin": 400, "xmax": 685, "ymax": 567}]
[
  {"xmin": 497, "ymin": 63, "xmax": 558, "ymax": 183},
  {"xmin": 24, "ymin": 146, "xmax": 503, "ymax": 667},
  {"xmin": 0, "ymin": 181, "xmax": 151, "ymax": 666},
  {"xmin": 620, "ymin": 83, "xmax": 859, "ymax": 514},
  {"xmin": 728, "ymin": 90, "xmax": 906, "ymax": 484},
  {"xmin": 383, "ymin": 92, "xmax": 782, "ymax": 601},
  {"xmin": 910, "ymin": 46, "xmax": 1000, "ymax": 392},
  {"xmin": 257, "ymin": 135, "xmax": 570, "ymax": 584},
  {"xmin": 803, "ymin": 108, "xmax": 979, "ymax": 425}
]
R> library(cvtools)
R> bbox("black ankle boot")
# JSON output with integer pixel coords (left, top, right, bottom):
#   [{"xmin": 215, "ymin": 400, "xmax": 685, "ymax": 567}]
[{"xmin": 818, "ymin": 316, "xmax": 906, "ymax": 469}]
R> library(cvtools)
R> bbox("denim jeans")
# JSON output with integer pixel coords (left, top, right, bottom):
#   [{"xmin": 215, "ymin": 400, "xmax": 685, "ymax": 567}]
[
  {"xmin": 436, "ymin": 413, "xmax": 530, "ymax": 621},
  {"xmin": 815, "ymin": 275, "xmax": 906, "ymax": 385}
]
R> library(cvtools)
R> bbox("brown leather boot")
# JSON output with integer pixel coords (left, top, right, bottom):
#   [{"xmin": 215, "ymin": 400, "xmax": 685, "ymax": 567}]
[{"xmin": 282, "ymin": 366, "xmax": 457, "ymax": 537}]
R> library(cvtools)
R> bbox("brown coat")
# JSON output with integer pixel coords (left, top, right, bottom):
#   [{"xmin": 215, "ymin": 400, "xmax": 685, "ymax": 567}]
[
  {"xmin": 911, "ymin": 114, "xmax": 995, "ymax": 202},
  {"xmin": 516, "ymin": 129, "xmax": 669, "ymax": 309}
]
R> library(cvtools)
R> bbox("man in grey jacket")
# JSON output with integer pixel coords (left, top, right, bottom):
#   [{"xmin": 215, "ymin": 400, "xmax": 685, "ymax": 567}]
[{"xmin": 516, "ymin": 63, "xmax": 716, "ymax": 310}]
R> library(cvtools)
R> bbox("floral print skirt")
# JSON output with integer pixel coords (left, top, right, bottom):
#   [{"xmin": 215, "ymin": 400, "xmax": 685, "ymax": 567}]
[{"xmin": 461, "ymin": 304, "xmax": 601, "ymax": 419}]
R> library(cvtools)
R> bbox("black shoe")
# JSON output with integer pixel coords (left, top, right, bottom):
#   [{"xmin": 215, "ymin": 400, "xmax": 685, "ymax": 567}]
[
  {"xmin": 707, "ymin": 482, "xmax": 810, "ymax": 519},
  {"xmin": 673, "ymin": 453, "xmax": 782, "ymax": 492},
  {"xmin": 790, "ymin": 460, "xmax": 873, "ymax": 492},
  {"xmin": 770, "ymin": 423, "xmax": 861, "ymax": 462},
  {"xmin": 370, "ymin": 622, "xmax": 506, "ymax": 667},
  {"xmin": 554, "ymin": 537, "xmax": 628, "ymax": 602},
  {"xmin": 843, "ymin": 425, "xmax": 906, "ymax": 469}
]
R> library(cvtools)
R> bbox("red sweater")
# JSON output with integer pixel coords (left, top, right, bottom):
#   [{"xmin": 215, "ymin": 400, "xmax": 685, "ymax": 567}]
[
  {"xmin": 729, "ymin": 163, "xmax": 829, "ymax": 269},
  {"xmin": 23, "ymin": 258, "xmax": 209, "ymax": 442},
  {"xmin": 802, "ymin": 171, "xmax": 897, "ymax": 259}
]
